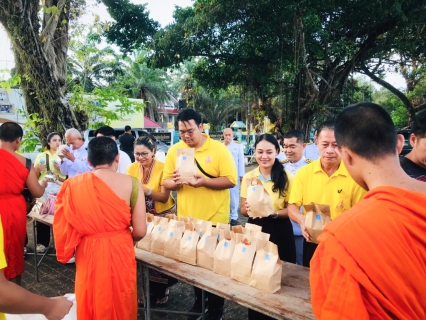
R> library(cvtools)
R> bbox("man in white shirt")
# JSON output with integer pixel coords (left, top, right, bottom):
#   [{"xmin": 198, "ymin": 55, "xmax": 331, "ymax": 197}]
[
  {"xmin": 94, "ymin": 126, "xmax": 132, "ymax": 173},
  {"xmin": 304, "ymin": 129, "xmax": 320, "ymax": 160},
  {"xmin": 59, "ymin": 128, "xmax": 91, "ymax": 178}
]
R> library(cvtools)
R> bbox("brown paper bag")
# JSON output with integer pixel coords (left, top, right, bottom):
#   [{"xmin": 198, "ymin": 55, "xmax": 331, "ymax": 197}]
[
  {"xmin": 197, "ymin": 227, "xmax": 219, "ymax": 271},
  {"xmin": 304, "ymin": 203, "xmax": 331, "ymax": 244},
  {"xmin": 136, "ymin": 214, "xmax": 156, "ymax": 251},
  {"xmin": 176, "ymin": 148, "xmax": 197, "ymax": 183},
  {"xmin": 254, "ymin": 231, "xmax": 270, "ymax": 251},
  {"xmin": 250, "ymin": 242, "xmax": 282, "ymax": 293},
  {"xmin": 194, "ymin": 220, "xmax": 213, "ymax": 238},
  {"xmin": 150, "ymin": 217, "xmax": 169, "ymax": 255},
  {"xmin": 216, "ymin": 222, "xmax": 231, "ymax": 241},
  {"xmin": 245, "ymin": 178, "xmax": 274, "ymax": 218},
  {"xmin": 165, "ymin": 213, "xmax": 178, "ymax": 220},
  {"xmin": 244, "ymin": 223, "xmax": 262, "ymax": 236},
  {"xmin": 180, "ymin": 222, "xmax": 200, "ymax": 265},
  {"xmin": 213, "ymin": 229, "xmax": 236, "ymax": 277},
  {"xmin": 164, "ymin": 219, "xmax": 185, "ymax": 260},
  {"xmin": 231, "ymin": 233, "xmax": 258, "ymax": 284}
]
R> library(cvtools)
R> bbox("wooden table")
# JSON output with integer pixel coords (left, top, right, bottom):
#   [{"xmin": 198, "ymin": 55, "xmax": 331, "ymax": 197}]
[
  {"xmin": 135, "ymin": 248, "xmax": 315, "ymax": 320},
  {"xmin": 27, "ymin": 202, "xmax": 55, "ymax": 282}
]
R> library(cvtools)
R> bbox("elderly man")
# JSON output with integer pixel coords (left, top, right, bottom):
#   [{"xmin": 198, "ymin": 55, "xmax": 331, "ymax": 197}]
[
  {"xmin": 400, "ymin": 110, "xmax": 426, "ymax": 181},
  {"xmin": 223, "ymin": 128, "xmax": 245, "ymax": 226},
  {"xmin": 282, "ymin": 129, "xmax": 311, "ymax": 265},
  {"xmin": 59, "ymin": 128, "xmax": 91, "ymax": 178},
  {"xmin": 164, "ymin": 108, "xmax": 236, "ymax": 320},
  {"xmin": 288, "ymin": 120, "xmax": 366, "ymax": 267},
  {"xmin": 310, "ymin": 102, "xmax": 426, "ymax": 319},
  {"xmin": 94, "ymin": 126, "xmax": 132, "ymax": 173}
]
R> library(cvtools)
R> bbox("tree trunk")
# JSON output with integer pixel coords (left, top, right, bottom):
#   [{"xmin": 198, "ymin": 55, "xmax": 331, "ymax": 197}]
[{"xmin": 0, "ymin": 0, "xmax": 86, "ymax": 146}]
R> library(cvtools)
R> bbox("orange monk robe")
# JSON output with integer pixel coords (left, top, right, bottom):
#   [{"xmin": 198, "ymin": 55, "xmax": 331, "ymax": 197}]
[
  {"xmin": 310, "ymin": 187, "xmax": 426, "ymax": 320},
  {"xmin": 0, "ymin": 149, "xmax": 28, "ymax": 280},
  {"xmin": 53, "ymin": 172, "xmax": 137, "ymax": 320}
]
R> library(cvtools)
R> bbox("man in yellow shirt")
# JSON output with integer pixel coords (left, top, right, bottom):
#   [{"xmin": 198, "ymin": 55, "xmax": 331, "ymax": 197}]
[
  {"xmin": 0, "ymin": 218, "xmax": 72, "ymax": 319},
  {"xmin": 163, "ymin": 108, "xmax": 236, "ymax": 320},
  {"xmin": 288, "ymin": 120, "xmax": 366, "ymax": 267}
]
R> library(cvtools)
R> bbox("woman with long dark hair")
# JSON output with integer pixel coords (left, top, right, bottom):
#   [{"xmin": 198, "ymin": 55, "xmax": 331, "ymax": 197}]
[{"xmin": 240, "ymin": 134, "xmax": 296, "ymax": 319}]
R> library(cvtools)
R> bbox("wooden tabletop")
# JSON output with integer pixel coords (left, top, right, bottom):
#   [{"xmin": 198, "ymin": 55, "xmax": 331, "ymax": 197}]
[{"xmin": 135, "ymin": 248, "xmax": 315, "ymax": 320}]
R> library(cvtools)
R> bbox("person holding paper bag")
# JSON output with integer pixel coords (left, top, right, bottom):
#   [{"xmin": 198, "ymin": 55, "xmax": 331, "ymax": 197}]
[
  {"xmin": 240, "ymin": 134, "xmax": 296, "ymax": 263},
  {"xmin": 163, "ymin": 109, "xmax": 237, "ymax": 320},
  {"xmin": 287, "ymin": 120, "xmax": 366, "ymax": 267}
]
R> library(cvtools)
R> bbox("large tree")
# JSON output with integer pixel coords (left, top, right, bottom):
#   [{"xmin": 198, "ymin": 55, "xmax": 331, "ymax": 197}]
[{"xmin": 0, "ymin": 0, "xmax": 157, "ymax": 144}]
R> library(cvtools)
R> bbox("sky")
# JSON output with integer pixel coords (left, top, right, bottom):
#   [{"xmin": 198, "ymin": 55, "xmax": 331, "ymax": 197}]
[{"xmin": 0, "ymin": 0, "xmax": 405, "ymax": 89}]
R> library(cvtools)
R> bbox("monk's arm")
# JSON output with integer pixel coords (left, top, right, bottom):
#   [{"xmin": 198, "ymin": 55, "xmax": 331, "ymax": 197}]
[
  {"xmin": 310, "ymin": 243, "xmax": 369, "ymax": 320},
  {"xmin": 26, "ymin": 164, "xmax": 46, "ymax": 198},
  {"xmin": 0, "ymin": 271, "xmax": 72, "ymax": 318},
  {"xmin": 131, "ymin": 181, "xmax": 147, "ymax": 241}
]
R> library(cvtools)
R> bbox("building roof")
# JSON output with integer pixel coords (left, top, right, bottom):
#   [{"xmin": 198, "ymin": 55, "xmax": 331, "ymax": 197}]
[
  {"xmin": 144, "ymin": 116, "xmax": 162, "ymax": 128},
  {"xmin": 230, "ymin": 121, "xmax": 246, "ymax": 128}
]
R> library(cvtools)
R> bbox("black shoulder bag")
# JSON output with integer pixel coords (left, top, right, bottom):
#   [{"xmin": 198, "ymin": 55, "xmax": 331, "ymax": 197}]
[
  {"xmin": 22, "ymin": 158, "xmax": 35, "ymax": 214},
  {"xmin": 195, "ymin": 159, "xmax": 218, "ymax": 179}
]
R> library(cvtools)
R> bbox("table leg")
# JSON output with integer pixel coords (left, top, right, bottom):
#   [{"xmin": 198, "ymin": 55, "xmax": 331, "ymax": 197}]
[
  {"xmin": 201, "ymin": 289, "xmax": 206, "ymax": 320},
  {"xmin": 142, "ymin": 264, "xmax": 151, "ymax": 320},
  {"xmin": 32, "ymin": 220, "xmax": 39, "ymax": 282}
]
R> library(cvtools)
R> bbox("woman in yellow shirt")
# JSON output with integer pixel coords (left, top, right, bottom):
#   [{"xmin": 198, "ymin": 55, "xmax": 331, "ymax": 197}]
[
  {"xmin": 240, "ymin": 134, "xmax": 295, "ymax": 320},
  {"xmin": 127, "ymin": 135, "xmax": 176, "ymax": 306},
  {"xmin": 33, "ymin": 132, "xmax": 66, "ymax": 253}
]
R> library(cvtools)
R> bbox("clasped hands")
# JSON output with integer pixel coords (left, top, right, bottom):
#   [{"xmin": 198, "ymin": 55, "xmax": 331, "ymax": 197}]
[{"xmin": 172, "ymin": 169, "xmax": 207, "ymax": 188}]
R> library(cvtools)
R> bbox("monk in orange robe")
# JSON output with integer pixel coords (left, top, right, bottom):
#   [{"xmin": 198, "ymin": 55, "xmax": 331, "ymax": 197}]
[
  {"xmin": 311, "ymin": 103, "xmax": 426, "ymax": 319},
  {"xmin": 53, "ymin": 137, "xmax": 146, "ymax": 320},
  {"xmin": 0, "ymin": 122, "xmax": 45, "ymax": 282}
]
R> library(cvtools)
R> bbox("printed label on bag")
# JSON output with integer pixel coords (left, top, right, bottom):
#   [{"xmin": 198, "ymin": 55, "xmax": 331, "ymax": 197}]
[
  {"xmin": 224, "ymin": 241, "xmax": 229, "ymax": 248},
  {"xmin": 169, "ymin": 232, "xmax": 174, "ymax": 237},
  {"xmin": 315, "ymin": 214, "xmax": 321, "ymax": 221},
  {"xmin": 183, "ymin": 156, "xmax": 187, "ymax": 161},
  {"xmin": 205, "ymin": 237, "xmax": 208, "ymax": 243},
  {"xmin": 242, "ymin": 247, "xmax": 247, "ymax": 253},
  {"xmin": 158, "ymin": 226, "xmax": 162, "ymax": 231},
  {"xmin": 265, "ymin": 253, "xmax": 271, "ymax": 261},
  {"xmin": 199, "ymin": 231, "xmax": 203, "ymax": 237},
  {"xmin": 147, "ymin": 223, "xmax": 150, "ymax": 227},
  {"xmin": 217, "ymin": 234, "xmax": 220, "ymax": 240},
  {"xmin": 252, "ymin": 186, "xmax": 256, "ymax": 191},
  {"xmin": 188, "ymin": 236, "xmax": 192, "ymax": 241}
]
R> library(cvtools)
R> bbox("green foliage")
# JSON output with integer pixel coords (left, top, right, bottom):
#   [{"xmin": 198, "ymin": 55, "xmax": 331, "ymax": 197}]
[
  {"xmin": 19, "ymin": 114, "xmax": 45, "ymax": 153},
  {"xmin": 0, "ymin": 74, "xmax": 22, "ymax": 91}
]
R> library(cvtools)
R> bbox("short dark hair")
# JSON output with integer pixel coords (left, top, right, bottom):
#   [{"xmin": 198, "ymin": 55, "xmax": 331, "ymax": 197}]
[
  {"xmin": 0, "ymin": 122, "xmax": 23, "ymax": 142},
  {"xmin": 177, "ymin": 108, "xmax": 202, "ymax": 126},
  {"xmin": 125, "ymin": 125, "xmax": 131, "ymax": 131},
  {"xmin": 412, "ymin": 110, "xmax": 426, "ymax": 139},
  {"xmin": 46, "ymin": 132, "xmax": 61, "ymax": 150},
  {"xmin": 88, "ymin": 136, "xmax": 118, "ymax": 167},
  {"xmin": 335, "ymin": 102, "xmax": 397, "ymax": 160},
  {"xmin": 134, "ymin": 135, "xmax": 157, "ymax": 152},
  {"xmin": 284, "ymin": 129, "xmax": 304, "ymax": 143},
  {"xmin": 316, "ymin": 120, "xmax": 335, "ymax": 137},
  {"xmin": 272, "ymin": 132, "xmax": 283, "ymax": 141},
  {"xmin": 94, "ymin": 126, "xmax": 115, "ymax": 138}
]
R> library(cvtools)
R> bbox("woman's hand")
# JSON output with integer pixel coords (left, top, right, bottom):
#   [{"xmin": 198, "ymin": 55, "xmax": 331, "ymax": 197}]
[{"xmin": 35, "ymin": 163, "xmax": 46, "ymax": 174}]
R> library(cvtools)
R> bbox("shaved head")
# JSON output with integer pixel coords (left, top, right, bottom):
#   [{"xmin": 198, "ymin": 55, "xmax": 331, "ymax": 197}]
[{"xmin": 223, "ymin": 128, "xmax": 234, "ymax": 145}]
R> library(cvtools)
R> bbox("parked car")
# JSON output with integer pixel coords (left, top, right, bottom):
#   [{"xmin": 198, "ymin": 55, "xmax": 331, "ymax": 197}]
[
  {"xmin": 83, "ymin": 128, "xmax": 170, "ymax": 155},
  {"xmin": 397, "ymin": 129, "xmax": 412, "ymax": 156}
]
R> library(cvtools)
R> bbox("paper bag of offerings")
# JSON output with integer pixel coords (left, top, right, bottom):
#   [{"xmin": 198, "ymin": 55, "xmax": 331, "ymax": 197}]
[
  {"xmin": 197, "ymin": 226, "xmax": 219, "ymax": 271},
  {"xmin": 164, "ymin": 219, "xmax": 185, "ymax": 261},
  {"xmin": 150, "ymin": 217, "xmax": 169, "ymax": 255},
  {"xmin": 136, "ymin": 214, "xmax": 156, "ymax": 251},
  {"xmin": 176, "ymin": 148, "xmax": 197, "ymax": 183},
  {"xmin": 231, "ymin": 233, "xmax": 259, "ymax": 285},
  {"xmin": 213, "ymin": 228, "xmax": 237, "ymax": 277},
  {"xmin": 250, "ymin": 241, "xmax": 282, "ymax": 293},
  {"xmin": 180, "ymin": 222, "xmax": 200, "ymax": 265},
  {"xmin": 245, "ymin": 177, "xmax": 274, "ymax": 218},
  {"xmin": 243, "ymin": 223, "xmax": 262, "ymax": 236},
  {"xmin": 216, "ymin": 222, "xmax": 231, "ymax": 241},
  {"xmin": 304, "ymin": 203, "xmax": 331, "ymax": 244},
  {"xmin": 194, "ymin": 219, "xmax": 213, "ymax": 238}
]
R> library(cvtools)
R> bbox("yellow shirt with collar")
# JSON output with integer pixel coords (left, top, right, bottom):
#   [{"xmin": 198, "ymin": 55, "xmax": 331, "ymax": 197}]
[
  {"xmin": 163, "ymin": 134, "xmax": 237, "ymax": 224},
  {"xmin": 240, "ymin": 167, "xmax": 294, "ymax": 210},
  {"xmin": 34, "ymin": 150, "xmax": 66, "ymax": 181},
  {"xmin": 126, "ymin": 159, "xmax": 175, "ymax": 214},
  {"xmin": 288, "ymin": 159, "xmax": 366, "ymax": 219},
  {"xmin": 0, "ymin": 218, "xmax": 7, "ymax": 320}
]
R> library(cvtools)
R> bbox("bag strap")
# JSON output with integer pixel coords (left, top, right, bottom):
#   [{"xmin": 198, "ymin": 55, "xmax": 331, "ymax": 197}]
[
  {"xmin": 25, "ymin": 158, "xmax": 31, "ymax": 171},
  {"xmin": 195, "ymin": 159, "xmax": 217, "ymax": 179},
  {"xmin": 130, "ymin": 176, "xmax": 139, "ymax": 213},
  {"xmin": 46, "ymin": 153, "xmax": 50, "ymax": 172}
]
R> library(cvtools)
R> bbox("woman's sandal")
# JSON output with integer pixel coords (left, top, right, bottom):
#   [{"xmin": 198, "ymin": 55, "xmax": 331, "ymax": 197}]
[{"xmin": 156, "ymin": 288, "xmax": 170, "ymax": 306}]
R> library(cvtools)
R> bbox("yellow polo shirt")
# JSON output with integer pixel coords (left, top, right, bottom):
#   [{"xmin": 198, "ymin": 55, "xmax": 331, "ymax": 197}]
[
  {"xmin": 127, "ymin": 159, "xmax": 175, "ymax": 214},
  {"xmin": 34, "ymin": 151, "xmax": 66, "ymax": 181},
  {"xmin": 0, "ymin": 218, "xmax": 7, "ymax": 320},
  {"xmin": 240, "ymin": 167, "xmax": 294, "ymax": 210},
  {"xmin": 288, "ymin": 159, "xmax": 366, "ymax": 219},
  {"xmin": 163, "ymin": 134, "xmax": 237, "ymax": 224}
]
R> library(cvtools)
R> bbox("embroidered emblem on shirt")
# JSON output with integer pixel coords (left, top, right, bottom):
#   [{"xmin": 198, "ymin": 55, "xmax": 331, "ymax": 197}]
[
  {"xmin": 337, "ymin": 189, "xmax": 342, "ymax": 193},
  {"xmin": 205, "ymin": 156, "xmax": 212, "ymax": 163}
]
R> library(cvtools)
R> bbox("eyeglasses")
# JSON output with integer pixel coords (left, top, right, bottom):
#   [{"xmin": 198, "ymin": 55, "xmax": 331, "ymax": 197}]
[{"xmin": 134, "ymin": 152, "xmax": 150, "ymax": 158}]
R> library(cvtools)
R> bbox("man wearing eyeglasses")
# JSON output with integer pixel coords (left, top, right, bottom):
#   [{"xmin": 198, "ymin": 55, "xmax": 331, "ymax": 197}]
[{"xmin": 163, "ymin": 109, "xmax": 237, "ymax": 320}]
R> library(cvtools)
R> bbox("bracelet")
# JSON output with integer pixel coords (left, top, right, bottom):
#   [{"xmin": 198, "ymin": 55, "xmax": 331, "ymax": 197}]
[
  {"xmin": 272, "ymin": 211, "xmax": 279, "ymax": 219},
  {"xmin": 146, "ymin": 188, "xmax": 153, "ymax": 196}
]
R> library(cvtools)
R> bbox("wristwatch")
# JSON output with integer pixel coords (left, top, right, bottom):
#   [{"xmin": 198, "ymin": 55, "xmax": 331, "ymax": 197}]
[
  {"xmin": 272, "ymin": 211, "xmax": 279, "ymax": 219},
  {"xmin": 146, "ymin": 188, "xmax": 153, "ymax": 196}
]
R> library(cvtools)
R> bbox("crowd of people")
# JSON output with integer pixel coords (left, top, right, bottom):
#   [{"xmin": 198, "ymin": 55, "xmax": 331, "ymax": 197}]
[{"xmin": 0, "ymin": 103, "xmax": 425, "ymax": 320}]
